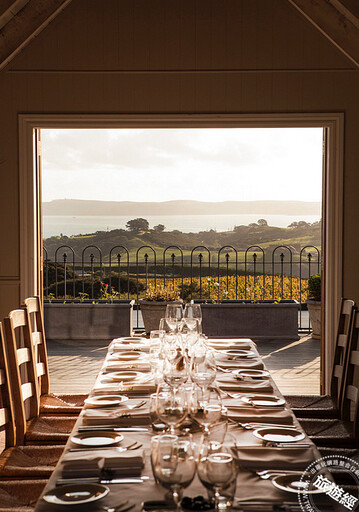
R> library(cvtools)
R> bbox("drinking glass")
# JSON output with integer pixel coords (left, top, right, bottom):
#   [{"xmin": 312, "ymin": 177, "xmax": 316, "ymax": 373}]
[
  {"xmin": 152, "ymin": 435, "xmax": 197, "ymax": 511},
  {"xmin": 206, "ymin": 451, "xmax": 237, "ymax": 511},
  {"xmin": 165, "ymin": 304, "xmax": 183, "ymax": 333},
  {"xmin": 163, "ymin": 355, "xmax": 188, "ymax": 388},
  {"xmin": 190, "ymin": 347, "xmax": 216, "ymax": 391},
  {"xmin": 184, "ymin": 303, "xmax": 202, "ymax": 326},
  {"xmin": 189, "ymin": 387, "xmax": 223, "ymax": 435},
  {"xmin": 149, "ymin": 330, "xmax": 164, "ymax": 383},
  {"xmin": 156, "ymin": 386, "xmax": 187, "ymax": 434},
  {"xmin": 159, "ymin": 317, "xmax": 175, "ymax": 334},
  {"xmin": 149, "ymin": 393, "xmax": 167, "ymax": 432},
  {"xmin": 150, "ymin": 434, "xmax": 177, "ymax": 484}
]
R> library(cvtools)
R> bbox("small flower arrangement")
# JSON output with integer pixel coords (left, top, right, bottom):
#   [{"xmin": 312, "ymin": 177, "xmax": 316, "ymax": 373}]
[
  {"xmin": 100, "ymin": 282, "xmax": 119, "ymax": 303},
  {"xmin": 145, "ymin": 283, "xmax": 180, "ymax": 302}
]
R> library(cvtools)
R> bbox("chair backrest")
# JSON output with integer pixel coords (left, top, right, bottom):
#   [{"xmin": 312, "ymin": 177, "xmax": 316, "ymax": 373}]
[
  {"xmin": 3, "ymin": 309, "xmax": 40, "ymax": 445},
  {"xmin": 0, "ymin": 322, "xmax": 15, "ymax": 449},
  {"xmin": 24, "ymin": 296, "xmax": 50, "ymax": 396},
  {"xmin": 330, "ymin": 298, "xmax": 356, "ymax": 404},
  {"xmin": 341, "ymin": 308, "xmax": 359, "ymax": 445}
]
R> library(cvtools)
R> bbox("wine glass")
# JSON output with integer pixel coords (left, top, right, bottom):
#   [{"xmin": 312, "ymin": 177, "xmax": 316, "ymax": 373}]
[
  {"xmin": 156, "ymin": 386, "xmax": 187, "ymax": 434},
  {"xmin": 189, "ymin": 387, "xmax": 223, "ymax": 435},
  {"xmin": 166, "ymin": 304, "xmax": 183, "ymax": 333},
  {"xmin": 206, "ymin": 451, "xmax": 237, "ymax": 511},
  {"xmin": 190, "ymin": 347, "xmax": 216, "ymax": 391},
  {"xmin": 184, "ymin": 303, "xmax": 202, "ymax": 327},
  {"xmin": 149, "ymin": 393, "xmax": 167, "ymax": 432},
  {"xmin": 149, "ymin": 330, "xmax": 164, "ymax": 383},
  {"xmin": 159, "ymin": 317, "xmax": 175, "ymax": 335},
  {"xmin": 152, "ymin": 435, "xmax": 197, "ymax": 511},
  {"xmin": 150, "ymin": 433, "xmax": 177, "ymax": 484}
]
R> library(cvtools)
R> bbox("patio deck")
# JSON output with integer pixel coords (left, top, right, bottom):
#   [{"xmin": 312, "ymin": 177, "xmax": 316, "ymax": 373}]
[{"xmin": 47, "ymin": 334, "xmax": 320, "ymax": 396}]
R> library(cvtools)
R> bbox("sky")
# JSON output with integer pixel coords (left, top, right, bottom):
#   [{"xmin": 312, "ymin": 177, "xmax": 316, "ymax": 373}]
[{"xmin": 41, "ymin": 128, "xmax": 323, "ymax": 203}]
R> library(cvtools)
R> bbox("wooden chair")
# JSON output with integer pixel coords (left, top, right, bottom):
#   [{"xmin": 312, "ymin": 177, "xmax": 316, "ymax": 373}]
[
  {"xmin": 3, "ymin": 310, "xmax": 76, "ymax": 445},
  {"xmin": 24, "ymin": 296, "xmax": 87, "ymax": 414},
  {"xmin": 299, "ymin": 307, "xmax": 359, "ymax": 447},
  {"xmin": 0, "ymin": 322, "xmax": 64, "ymax": 478},
  {"xmin": 286, "ymin": 298, "xmax": 355, "ymax": 418}
]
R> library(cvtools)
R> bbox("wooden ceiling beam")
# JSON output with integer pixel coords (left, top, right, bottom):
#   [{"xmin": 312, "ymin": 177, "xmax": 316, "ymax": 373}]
[
  {"xmin": 288, "ymin": 0, "xmax": 359, "ymax": 68},
  {"xmin": 0, "ymin": 0, "xmax": 72, "ymax": 71}
]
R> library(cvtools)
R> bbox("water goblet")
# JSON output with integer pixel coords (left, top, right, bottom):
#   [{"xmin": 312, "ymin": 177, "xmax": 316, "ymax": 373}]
[
  {"xmin": 150, "ymin": 433, "xmax": 178, "ymax": 484},
  {"xmin": 166, "ymin": 304, "xmax": 183, "ymax": 333},
  {"xmin": 152, "ymin": 435, "xmax": 197, "ymax": 511},
  {"xmin": 190, "ymin": 347, "xmax": 216, "ymax": 391},
  {"xmin": 189, "ymin": 387, "xmax": 223, "ymax": 435},
  {"xmin": 149, "ymin": 393, "xmax": 167, "ymax": 432},
  {"xmin": 206, "ymin": 451, "xmax": 237, "ymax": 511},
  {"xmin": 149, "ymin": 330, "xmax": 164, "ymax": 383},
  {"xmin": 156, "ymin": 386, "xmax": 188, "ymax": 434},
  {"xmin": 184, "ymin": 303, "xmax": 202, "ymax": 326}
]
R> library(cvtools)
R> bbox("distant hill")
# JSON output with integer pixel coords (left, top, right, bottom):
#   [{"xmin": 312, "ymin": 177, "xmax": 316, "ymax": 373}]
[{"xmin": 43, "ymin": 199, "xmax": 321, "ymax": 216}]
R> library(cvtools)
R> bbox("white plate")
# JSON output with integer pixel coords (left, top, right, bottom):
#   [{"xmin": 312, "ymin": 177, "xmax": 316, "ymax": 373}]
[
  {"xmin": 234, "ymin": 369, "xmax": 270, "ymax": 380},
  {"xmin": 112, "ymin": 351, "xmax": 142, "ymax": 361},
  {"xmin": 84, "ymin": 395, "xmax": 128, "ymax": 408},
  {"xmin": 224, "ymin": 349, "xmax": 256, "ymax": 358},
  {"xmin": 114, "ymin": 336, "xmax": 147, "ymax": 344},
  {"xmin": 253, "ymin": 427, "xmax": 305, "ymax": 443},
  {"xmin": 105, "ymin": 371, "xmax": 140, "ymax": 382},
  {"xmin": 272, "ymin": 474, "xmax": 331, "ymax": 495},
  {"xmin": 241, "ymin": 394, "xmax": 285, "ymax": 407},
  {"xmin": 43, "ymin": 483, "xmax": 109, "ymax": 505},
  {"xmin": 70, "ymin": 431, "xmax": 124, "ymax": 447}
]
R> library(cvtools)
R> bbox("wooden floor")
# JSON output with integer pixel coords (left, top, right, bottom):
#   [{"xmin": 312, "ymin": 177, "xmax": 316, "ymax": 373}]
[{"xmin": 47, "ymin": 334, "xmax": 320, "ymax": 396}]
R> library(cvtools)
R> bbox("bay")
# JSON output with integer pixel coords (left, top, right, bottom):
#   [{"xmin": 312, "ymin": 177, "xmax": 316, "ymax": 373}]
[{"xmin": 43, "ymin": 214, "xmax": 320, "ymax": 238}]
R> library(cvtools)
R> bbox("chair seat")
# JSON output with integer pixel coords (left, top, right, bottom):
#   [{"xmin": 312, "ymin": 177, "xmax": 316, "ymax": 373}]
[
  {"xmin": 319, "ymin": 446, "xmax": 359, "ymax": 460},
  {"xmin": 25, "ymin": 416, "xmax": 76, "ymax": 445},
  {"xmin": 40, "ymin": 393, "xmax": 87, "ymax": 414},
  {"xmin": 299, "ymin": 418, "xmax": 355, "ymax": 447},
  {"xmin": 0, "ymin": 445, "xmax": 64, "ymax": 478},
  {"xmin": 0, "ymin": 479, "xmax": 48, "ymax": 510},
  {"xmin": 284, "ymin": 394, "xmax": 338, "ymax": 418}
]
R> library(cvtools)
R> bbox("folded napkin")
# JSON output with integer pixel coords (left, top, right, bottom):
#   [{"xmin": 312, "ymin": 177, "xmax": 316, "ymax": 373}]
[
  {"xmin": 234, "ymin": 445, "xmax": 317, "ymax": 470},
  {"xmin": 83, "ymin": 406, "xmax": 150, "ymax": 426},
  {"xmin": 61, "ymin": 451, "xmax": 104, "ymax": 479},
  {"xmin": 93, "ymin": 381, "xmax": 156, "ymax": 395},
  {"xmin": 216, "ymin": 359, "xmax": 264, "ymax": 370},
  {"xmin": 62, "ymin": 448, "xmax": 145, "ymax": 478},
  {"xmin": 224, "ymin": 405, "xmax": 293, "ymax": 425},
  {"xmin": 111, "ymin": 343, "xmax": 150, "ymax": 353},
  {"xmin": 209, "ymin": 340, "xmax": 254, "ymax": 350},
  {"xmin": 216, "ymin": 374, "xmax": 273, "ymax": 392},
  {"xmin": 103, "ymin": 448, "xmax": 145, "ymax": 477}
]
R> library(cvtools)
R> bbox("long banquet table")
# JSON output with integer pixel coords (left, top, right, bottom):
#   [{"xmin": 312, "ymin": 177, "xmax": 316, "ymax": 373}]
[{"xmin": 34, "ymin": 337, "xmax": 323, "ymax": 512}]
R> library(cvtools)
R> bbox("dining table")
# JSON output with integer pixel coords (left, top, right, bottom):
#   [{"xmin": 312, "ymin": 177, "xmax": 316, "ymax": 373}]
[{"xmin": 34, "ymin": 336, "xmax": 327, "ymax": 512}]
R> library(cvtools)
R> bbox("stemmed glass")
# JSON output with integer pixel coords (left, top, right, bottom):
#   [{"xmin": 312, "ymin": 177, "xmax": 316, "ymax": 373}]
[
  {"xmin": 163, "ymin": 334, "xmax": 188, "ymax": 388},
  {"xmin": 152, "ymin": 435, "xmax": 197, "ymax": 511},
  {"xmin": 189, "ymin": 387, "xmax": 223, "ymax": 435},
  {"xmin": 190, "ymin": 348, "xmax": 216, "ymax": 391},
  {"xmin": 206, "ymin": 451, "xmax": 237, "ymax": 511},
  {"xmin": 156, "ymin": 385, "xmax": 188, "ymax": 434},
  {"xmin": 183, "ymin": 303, "xmax": 202, "ymax": 328},
  {"xmin": 166, "ymin": 304, "xmax": 183, "ymax": 333},
  {"xmin": 149, "ymin": 330, "xmax": 164, "ymax": 383}
]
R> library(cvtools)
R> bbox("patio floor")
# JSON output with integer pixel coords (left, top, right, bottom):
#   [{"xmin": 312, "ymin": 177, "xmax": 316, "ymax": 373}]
[{"xmin": 47, "ymin": 334, "xmax": 320, "ymax": 396}]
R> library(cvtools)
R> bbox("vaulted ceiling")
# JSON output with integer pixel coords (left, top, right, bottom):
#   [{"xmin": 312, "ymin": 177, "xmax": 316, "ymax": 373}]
[{"xmin": 0, "ymin": 0, "xmax": 358, "ymax": 71}]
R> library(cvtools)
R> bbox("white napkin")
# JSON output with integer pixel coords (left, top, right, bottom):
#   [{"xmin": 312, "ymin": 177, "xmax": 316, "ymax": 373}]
[
  {"xmin": 224, "ymin": 405, "xmax": 293, "ymax": 425},
  {"xmin": 61, "ymin": 451, "xmax": 104, "ymax": 478},
  {"xmin": 103, "ymin": 448, "xmax": 145, "ymax": 476},
  {"xmin": 62, "ymin": 448, "xmax": 145, "ymax": 477},
  {"xmin": 83, "ymin": 406, "xmax": 150, "ymax": 426},
  {"xmin": 216, "ymin": 359, "xmax": 264, "ymax": 370},
  {"xmin": 216, "ymin": 374, "xmax": 273, "ymax": 392},
  {"xmin": 111, "ymin": 343, "xmax": 150, "ymax": 353},
  {"xmin": 104, "ymin": 361, "xmax": 151, "ymax": 372},
  {"xmin": 234, "ymin": 445, "xmax": 316, "ymax": 470}
]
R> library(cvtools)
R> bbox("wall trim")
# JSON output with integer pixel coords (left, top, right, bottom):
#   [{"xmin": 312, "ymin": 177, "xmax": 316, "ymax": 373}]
[{"xmin": 18, "ymin": 112, "xmax": 344, "ymax": 392}]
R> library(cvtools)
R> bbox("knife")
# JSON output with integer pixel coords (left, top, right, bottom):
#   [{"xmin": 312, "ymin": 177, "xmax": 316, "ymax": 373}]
[
  {"xmin": 56, "ymin": 476, "xmax": 149, "ymax": 486},
  {"xmin": 78, "ymin": 426, "xmax": 149, "ymax": 432}
]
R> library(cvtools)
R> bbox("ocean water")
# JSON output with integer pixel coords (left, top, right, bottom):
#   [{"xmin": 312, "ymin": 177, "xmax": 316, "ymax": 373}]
[{"xmin": 43, "ymin": 214, "xmax": 320, "ymax": 238}]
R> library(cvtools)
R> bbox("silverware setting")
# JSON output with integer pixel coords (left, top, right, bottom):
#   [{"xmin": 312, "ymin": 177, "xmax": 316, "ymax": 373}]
[
  {"xmin": 78, "ymin": 426, "xmax": 149, "ymax": 432},
  {"xmin": 56, "ymin": 476, "xmax": 149, "ymax": 486},
  {"xmin": 104, "ymin": 501, "xmax": 136, "ymax": 512},
  {"xmin": 69, "ymin": 441, "xmax": 143, "ymax": 453}
]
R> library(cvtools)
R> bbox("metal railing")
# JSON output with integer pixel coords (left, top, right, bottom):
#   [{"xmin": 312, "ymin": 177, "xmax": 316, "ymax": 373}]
[{"xmin": 43, "ymin": 244, "xmax": 321, "ymax": 333}]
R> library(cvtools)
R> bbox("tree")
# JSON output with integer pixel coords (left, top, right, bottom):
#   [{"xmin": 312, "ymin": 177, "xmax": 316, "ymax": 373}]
[
  {"xmin": 257, "ymin": 219, "xmax": 268, "ymax": 226},
  {"xmin": 126, "ymin": 218, "xmax": 149, "ymax": 232},
  {"xmin": 153, "ymin": 224, "xmax": 165, "ymax": 232}
]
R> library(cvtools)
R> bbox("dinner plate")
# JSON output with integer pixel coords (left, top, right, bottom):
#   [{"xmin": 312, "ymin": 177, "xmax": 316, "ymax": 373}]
[
  {"xmin": 43, "ymin": 483, "xmax": 109, "ymax": 505},
  {"xmin": 105, "ymin": 371, "xmax": 140, "ymax": 382},
  {"xmin": 114, "ymin": 336, "xmax": 147, "ymax": 344},
  {"xmin": 70, "ymin": 431, "xmax": 124, "ymax": 447},
  {"xmin": 235, "ymin": 369, "xmax": 270, "ymax": 380},
  {"xmin": 253, "ymin": 427, "xmax": 305, "ymax": 443},
  {"xmin": 112, "ymin": 351, "xmax": 142, "ymax": 361},
  {"xmin": 84, "ymin": 394, "xmax": 128, "ymax": 408},
  {"xmin": 241, "ymin": 394, "xmax": 285, "ymax": 407},
  {"xmin": 224, "ymin": 349, "xmax": 256, "ymax": 358},
  {"xmin": 272, "ymin": 474, "xmax": 331, "ymax": 495}
]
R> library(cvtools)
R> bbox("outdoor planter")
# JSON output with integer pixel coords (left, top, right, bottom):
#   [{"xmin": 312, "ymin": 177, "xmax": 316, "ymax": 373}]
[
  {"xmin": 44, "ymin": 300, "xmax": 134, "ymax": 341},
  {"xmin": 194, "ymin": 300, "xmax": 299, "ymax": 340},
  {"xmin": 139, "ymin": 300, "xmax": 182, "ymax": 334},
  {"xmin": 307, "ymin": 300, "xmax": 321, "ymax": 339}
]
